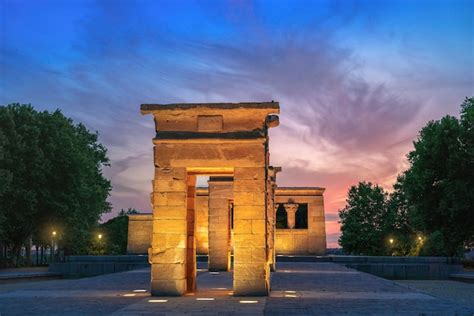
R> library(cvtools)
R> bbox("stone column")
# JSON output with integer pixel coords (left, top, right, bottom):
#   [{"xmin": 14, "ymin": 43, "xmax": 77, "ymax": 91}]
[
  {"xmin": 150, "ymin": 167, "xmax": 188, "ymax": 296},
  {"xmin": 284, "ymin": 203, "xmax": 298, "ymax": 229},
  {"xmin": 207, "ymin": 177, "xmax": 233, "ymax": 271},
  {"xmin": 186, "ymin": 175, "xmax": 197, "ymax": 292},
  {"xmin": 308, "ymin": 194, "xmax": 327, "ymax": 255},
  {"xmin": 233, "ymin": 167, "xmax": 269, "ymax": 296}
]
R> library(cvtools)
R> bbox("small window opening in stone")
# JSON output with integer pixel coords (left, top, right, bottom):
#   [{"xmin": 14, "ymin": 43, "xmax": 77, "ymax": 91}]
[
  {"xmin": 276, "ymin": 204, "xmax": 288, "ymax": 228},
  {"xmin": 295, "ymin": 203, "xmax": 308, "ymax": 229}
]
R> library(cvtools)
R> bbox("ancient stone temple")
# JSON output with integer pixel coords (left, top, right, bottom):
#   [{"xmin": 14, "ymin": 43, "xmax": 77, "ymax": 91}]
[
  {"xmin": 140, "ymin": 102, "xmax": 280, "ymax": 296},
  {"xmin": 128, "ymin": 187, "xmax": 327, "ymax": 256}
]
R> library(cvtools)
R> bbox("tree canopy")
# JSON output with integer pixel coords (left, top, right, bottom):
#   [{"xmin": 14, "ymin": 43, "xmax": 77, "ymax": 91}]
[
  {"xmin": 339, "ymin": 97, "xmax": 474, "ymax": 257},
  {"xmin": 338, "ymin": 182, "xmax": 392, "ymax": 255},
  {"xmin": 94, "ymin": 208, "xmax": 138, "ymax": 255},
  {"xmin": 0, "ymin": 104, "xmax": 112, "ymax": 261},
  {"xmin": 400, "ymin": 97, "xmax": 474, "ymax": 256}
]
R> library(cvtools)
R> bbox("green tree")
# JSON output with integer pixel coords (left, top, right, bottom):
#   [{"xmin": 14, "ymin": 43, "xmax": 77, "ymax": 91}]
[
  {"xmin": 97, "ymin": 208, "xmax": 138, "ymax": 255},
  {"xmin": 0, "ymin": 104, "xmax": 112, "ymax": 262},
  {"xmin": 0, "ymin": 129, "xmax": 12, "ymax": 241},
  {"xmin": 338, "ymin": 182, "xmax": 393, "ymax": 255},
  {"xmin": 401, "ymin": 97, "xmax": 474, "ymax": 256},
  {"xmin": 0, "ymin": 105, "xmax": 46, "ymax": 263},
  {"xmin": 387, "ymin": 179, "xmax": 419, "ymax": 256}
]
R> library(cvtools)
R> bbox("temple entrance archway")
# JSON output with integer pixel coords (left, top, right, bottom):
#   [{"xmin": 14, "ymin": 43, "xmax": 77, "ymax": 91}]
[{"xmin": 141, "ymin": 102, "xmax": 280, "ymax": 296}]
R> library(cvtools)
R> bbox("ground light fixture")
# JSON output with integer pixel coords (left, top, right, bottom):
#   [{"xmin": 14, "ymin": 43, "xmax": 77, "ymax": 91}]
[
  {"xmin": 52, "ymin": 231, "xmax": 57, "ymax": 237},
  {"xmin": 389, "ymin": 238, "xmax": 394, "ymax": 244},
  {"xmin": 98, "ymin": 234, "xmax": 103, "ymax": 240},
  {"xmin": 133, "ymin": 289, "xmax": 147, "ymax": 292},
  {"xmin": 239, "ymin": 300, "xmax": 259, "ymax": 304},
  {"xmin": 196, "ymin": 298, "xmax": 215, "ymax": 301},
  {"xmin": 148, "ymin": 299, "xmax": 168, "ymax": 303}
]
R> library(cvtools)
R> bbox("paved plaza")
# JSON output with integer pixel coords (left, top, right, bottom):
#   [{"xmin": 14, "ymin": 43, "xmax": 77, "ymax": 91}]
[{"xmin": 0, "ymin": 262, "xmax": 473, "ymax": 315}]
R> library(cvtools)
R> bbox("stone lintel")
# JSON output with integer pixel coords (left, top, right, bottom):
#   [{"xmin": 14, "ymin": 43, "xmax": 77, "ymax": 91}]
[
  {"xmin": 197, "ymin": 185, "xmax": 326, "ymax": 197},
  {"xmin": 141, "ymin": 102, "xmax": 279, "ymax": 114},
  {"xmin": 154, "ymin": 130, "xmax": 265, "ymax": 140},
  {"xmin": 276, "ymin": 187, "xmax": 325, "ymax": 196},
  {"xmin": 187, "ymin": 167, "xmax": 234, "ymax": 176},
  {"xmin": 153, "ymin": 138, "xmax": 266, "ymax": 145},
  {"xmin": 141, "ymin": 102, "xmax": 279, "ymax": 135}
]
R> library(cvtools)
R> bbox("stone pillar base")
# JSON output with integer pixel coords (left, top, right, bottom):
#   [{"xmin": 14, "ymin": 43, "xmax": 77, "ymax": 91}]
[
  {"xmin": 151, "ymin": 279, "xmax": 187, "ymax": 296},
  {"xmin": 233, "ymin": 279, "xmax": 268, "ymax": 296}
]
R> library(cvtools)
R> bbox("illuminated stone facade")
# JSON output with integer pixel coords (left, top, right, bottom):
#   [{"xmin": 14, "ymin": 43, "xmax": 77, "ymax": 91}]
[
  {"xmin": 141, "ymin": 102, "xmax": 279, "ymax": 296},
  {"xmin": 128, "ymin": 186, "xmax": 326, "ymax": 258},
  {"xmin": 275, "ymin": 187, "xmax": 326, "ymax": 255}
]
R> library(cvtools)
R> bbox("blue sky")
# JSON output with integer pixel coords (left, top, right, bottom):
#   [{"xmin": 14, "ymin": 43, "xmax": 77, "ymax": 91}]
[{"xmin": 1, "ymin": 0, "xmax": 473, "ymax": 246}]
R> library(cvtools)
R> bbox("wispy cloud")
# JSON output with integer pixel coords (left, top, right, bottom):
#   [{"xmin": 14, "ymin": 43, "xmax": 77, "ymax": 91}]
[{"xmin": 1, "ymin": 0, "xmax": 472, "ymax": 247}]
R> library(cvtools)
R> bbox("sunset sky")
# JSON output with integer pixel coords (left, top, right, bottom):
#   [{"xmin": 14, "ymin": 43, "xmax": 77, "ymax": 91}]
[{"xmin": 1, "ymin": 0, "xmax": 473, "ymax": 247}]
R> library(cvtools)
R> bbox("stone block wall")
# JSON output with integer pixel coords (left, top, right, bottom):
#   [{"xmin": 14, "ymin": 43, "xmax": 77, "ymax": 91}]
[
  {"xmin": 127, "ymin": 214, "xmax": 153, "ymax": 254},
  {"xmin": 274, "ymin": 187, "xmax": 326, "ymax": 255},
  {"xmin": 128, "ymin": 187, "xmax": 327, "ymax": 256}
]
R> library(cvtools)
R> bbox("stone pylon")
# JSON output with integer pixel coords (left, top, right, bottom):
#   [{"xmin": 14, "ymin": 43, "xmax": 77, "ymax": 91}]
[{"xmin": 141, "ymin": 102, "xmax": 280, "ymax": 296}]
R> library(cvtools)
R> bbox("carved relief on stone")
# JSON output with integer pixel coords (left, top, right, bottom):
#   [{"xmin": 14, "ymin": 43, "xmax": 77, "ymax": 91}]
[{"xmin": 283, "ymin": 203, "xmax": 298, "ymax": 229}]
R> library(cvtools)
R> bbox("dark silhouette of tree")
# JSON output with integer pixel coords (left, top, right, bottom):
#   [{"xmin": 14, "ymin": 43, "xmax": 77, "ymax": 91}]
[
  {"xmin": 400, "ymin": 97, "xmax": 474, "ymax": 256},
  {"xmin": 338, "ymin": 182, "xmax": 392, "ymax": 255},
  {"xmin": 97, "ymin": 208, "xmax": 139, "ymax": 255},
  {"xmin": 0, "ymin": 104, "xmax": 111, "ymax": 263}
]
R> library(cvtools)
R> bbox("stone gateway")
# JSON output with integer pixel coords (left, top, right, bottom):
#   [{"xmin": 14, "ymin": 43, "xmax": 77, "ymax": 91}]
[{"xmin": 139, "ymin": 102, "xmax": 326, "ymax": 297}]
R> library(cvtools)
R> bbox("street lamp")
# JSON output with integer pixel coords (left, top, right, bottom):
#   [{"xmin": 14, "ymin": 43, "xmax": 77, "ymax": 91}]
[
  {"xmin": 98, "ymin": 234, "xmax": 103, "ymax": 240},
  {"xmin": 51, "ymin": 230, "xmax": 57, "ymax": 263},
  {"xmin": 389, "ymin": 238, "xmax": 394, "ymax": 245}
]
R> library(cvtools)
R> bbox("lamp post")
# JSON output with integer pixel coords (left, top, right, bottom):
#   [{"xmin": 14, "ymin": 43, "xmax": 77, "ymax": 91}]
[
  {"xmin": 51, "ymin": 231, "xmax": 57, "ymax": 263},
  {"xmin": 97, "ymin": 233, "xmax": 104, "ymax": 255}
]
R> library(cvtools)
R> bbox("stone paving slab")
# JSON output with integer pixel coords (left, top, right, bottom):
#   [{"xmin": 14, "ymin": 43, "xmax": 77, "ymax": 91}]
[
  {"xmin": 0, "ymin": 263, "xmax": 473, "ymax": 315},
  {"xmin": 397, "ymin": 279, "xmax": 474, "ymax": 309}
]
